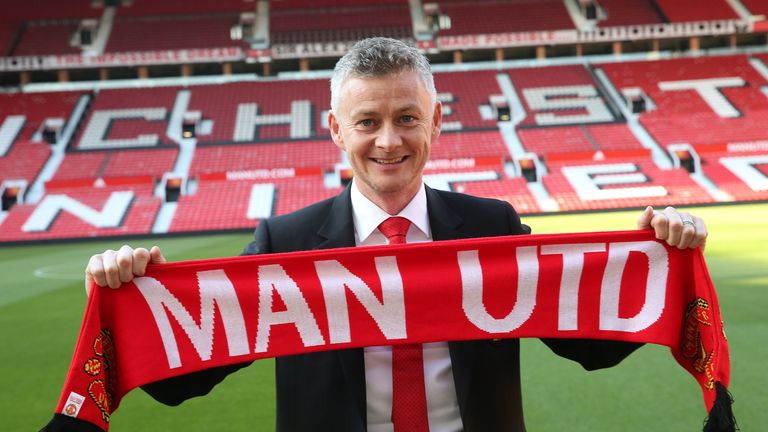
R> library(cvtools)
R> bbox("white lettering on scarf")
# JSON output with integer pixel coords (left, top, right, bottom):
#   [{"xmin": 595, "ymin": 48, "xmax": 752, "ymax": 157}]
[{"xmin": 134, "ymin": 270, "xmax": 249, "ymax": 369}]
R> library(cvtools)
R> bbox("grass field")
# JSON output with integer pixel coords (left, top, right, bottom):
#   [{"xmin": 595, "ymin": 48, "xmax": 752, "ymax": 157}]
[{"xmin": 1, "ymin": 203, "xmax": 766, "ymax": 431}]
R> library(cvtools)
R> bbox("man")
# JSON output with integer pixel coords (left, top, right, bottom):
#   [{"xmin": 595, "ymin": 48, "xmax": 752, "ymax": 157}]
[{"xmin": 80, "ymin": 38, "xmax": 707, "ymax": 431}]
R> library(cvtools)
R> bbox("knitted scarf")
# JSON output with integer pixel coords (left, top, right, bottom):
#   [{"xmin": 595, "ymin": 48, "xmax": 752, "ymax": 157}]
[{"xmin": 46, "ymin": 230, "xmax": 735, "ymax": 431}]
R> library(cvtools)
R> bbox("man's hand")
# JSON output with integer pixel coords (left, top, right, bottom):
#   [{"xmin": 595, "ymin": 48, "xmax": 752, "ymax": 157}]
[
  {"xmin": 637, "ymin": 206, "xmax": 707, "ymax": 250},
  {"xmin": 85, "ymin": 245, "xmax": 166, "ymax": 294}
]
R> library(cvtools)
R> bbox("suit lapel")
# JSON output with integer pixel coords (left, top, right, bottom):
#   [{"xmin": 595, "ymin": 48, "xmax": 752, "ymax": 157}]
[
  {"xmin": 317, "ymin": 185, "xmax": 356, "ymax": 250},
  {"xmin": 315, "ymin": 186, "xmax": 367, "ymax": 425},
  {"xmin": 425, "ymin": 186, "xmax": 476, "ymax": 423}
]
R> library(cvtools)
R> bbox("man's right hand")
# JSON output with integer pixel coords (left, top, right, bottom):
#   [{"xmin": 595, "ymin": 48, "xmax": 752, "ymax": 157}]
[{"xmin": 85, "ymin": 245, "xmax": 166, "ymax": 294}]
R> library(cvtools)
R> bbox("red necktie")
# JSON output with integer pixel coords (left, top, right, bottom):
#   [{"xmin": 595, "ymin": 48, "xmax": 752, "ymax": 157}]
[{"xmin": 378, "ymin": 217, "xmax": 430, "ymax": 432}]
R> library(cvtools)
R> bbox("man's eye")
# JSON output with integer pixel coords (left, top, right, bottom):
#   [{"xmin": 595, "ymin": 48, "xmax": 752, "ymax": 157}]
[
  {"xmin": 359, "ymin": 119, "xmax": 374, "ymax": 127},
  {"xmin": 401, "ymin": 115, "xmax": 414, "ymax": 123}
]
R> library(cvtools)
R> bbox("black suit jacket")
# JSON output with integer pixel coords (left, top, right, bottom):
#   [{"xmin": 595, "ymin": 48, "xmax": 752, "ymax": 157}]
[{"xmin": 44, "ymin": 186, "xmax": 641, "ymax": 432}]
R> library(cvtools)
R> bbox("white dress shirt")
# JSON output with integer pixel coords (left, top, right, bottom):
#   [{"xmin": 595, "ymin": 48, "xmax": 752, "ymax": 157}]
[{"xmin": 350, "ymin": 179, "xmax": 463, "ymax": 432}]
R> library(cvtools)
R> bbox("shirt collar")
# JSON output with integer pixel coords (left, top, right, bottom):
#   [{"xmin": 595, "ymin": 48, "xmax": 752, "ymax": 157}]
[{"xmin": 350, "ymin": 178, "xmax": 431, "ymax": 243}]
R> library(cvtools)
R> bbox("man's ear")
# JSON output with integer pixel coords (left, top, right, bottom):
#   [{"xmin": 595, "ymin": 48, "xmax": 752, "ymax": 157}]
[
  {"xmin": 432, "ymin": 101, "xmax": 443, "ymax": 140},
  {"xmin": 328, "ymin": 110, "xmax": 345, "ymax": 151}
]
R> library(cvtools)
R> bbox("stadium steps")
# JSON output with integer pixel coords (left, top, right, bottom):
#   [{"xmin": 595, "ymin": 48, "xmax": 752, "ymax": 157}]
[
  {"xmin": 26, "ymin": 94, "xmax": 92, "ymax": 204},
  {"xmin": 83, "ymin": 6, "xmax": 117, "ymax": 57},
  {"xmin": 592, "ymin": 67, "xmax": 673, "ymax": 169}
]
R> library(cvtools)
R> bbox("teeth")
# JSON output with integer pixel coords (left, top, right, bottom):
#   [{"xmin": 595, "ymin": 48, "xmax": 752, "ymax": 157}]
[{"xmin": 374, "ymin": 157, "xmax": 405, "ymax": 164}]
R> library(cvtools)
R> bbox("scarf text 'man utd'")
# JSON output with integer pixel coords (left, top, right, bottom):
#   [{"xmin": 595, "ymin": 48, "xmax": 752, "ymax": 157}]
[{"xmin": 47, "ymin": 230, "xmax": 733, "ymax": 431}]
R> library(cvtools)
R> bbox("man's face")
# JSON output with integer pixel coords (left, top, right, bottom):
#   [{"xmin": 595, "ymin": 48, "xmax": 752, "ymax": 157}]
[{"xmin": 329, "ymin": 70, "xmax": 442, "ymax": 204}]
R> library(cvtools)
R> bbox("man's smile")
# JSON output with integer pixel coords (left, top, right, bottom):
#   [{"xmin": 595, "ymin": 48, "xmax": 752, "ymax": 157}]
[{"xmin": 371, "ymin": 156, "xmax": 409, "ymax": 165}]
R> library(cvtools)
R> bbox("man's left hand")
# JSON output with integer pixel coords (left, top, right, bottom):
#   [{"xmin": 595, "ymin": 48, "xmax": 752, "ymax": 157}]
[{"xmin": 637, "ymin": 206, "xmax": 707, "ymax": 251}]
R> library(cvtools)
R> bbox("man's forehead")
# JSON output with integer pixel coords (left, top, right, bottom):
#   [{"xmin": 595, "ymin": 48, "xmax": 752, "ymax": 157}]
[{"xmin": 338, "ymin": 72, "xmax": 431, "ymax": 112}]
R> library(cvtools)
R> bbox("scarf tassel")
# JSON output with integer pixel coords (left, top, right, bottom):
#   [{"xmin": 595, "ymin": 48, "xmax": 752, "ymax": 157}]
[{"xmin": 703, "ymin": 381, "xmax": 737, "ymax": 432}]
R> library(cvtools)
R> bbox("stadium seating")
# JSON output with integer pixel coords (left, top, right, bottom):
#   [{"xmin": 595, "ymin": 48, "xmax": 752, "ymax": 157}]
[
  {"xmin": 270, "ymin": 0, "xmax": 406, "ymax": 10},
  {"xmin": 433, "ymin": 70, "xmax": 501, "ymax": 130},
  {"xmin": 51, "ymin": 152, "xmax": 107, "ymax": 180},
  {"xmin": 106, "ymin": 15, "xmax": 245, "ymax": 53},
  {"xmin": 695, "ymin": 143, "xmax": 768, "ymax": 201},
  {"xmin": 585, "ymin": 124, "xmax": 645, "ymax": 151},
  {"xmin": 0, "ymin": 141, "xmax": 51, "ymax": 186},
  {"xmin": 271, "ymin": 3, "xmax": 411, "ymax": 45},
  {"xmin": 505, "ymin": 65, "xmax": 607, "ymax": 127},
  {"xmin": 741, "ymin": 0, "xmax": 768, "ymax": 16},
  {"xmin": 0, "ymin": 91, "xmax": 84, "ymax": 184},
  {"xmin": 1, "ymin": 0, "xmax": 102, "ymax": 56},
  {"xmin": 187, "ymin": 80, "xmax": 330, "ymax": 144},
  {"xmin": 598, "ymin": 55, "xmax": 768, "ymax": 147},
  {"xmin": 517, "ymin": 126, "xmax": 596, "ymax": 156},
  {"xmin": 654, "ymin": 0, "xmax": 739, "ymax": 22},
  {"xmin": 116, "ymin": 0, "xmax": 255, "ymax": 16},
  {"xmin": 596, "ymin": 0, "xmax": 665, "ymax": 26},
  {"xmin": 190, "ymin": 141, "xmax": 340, "ymax": 175},
  {"xmin": 436, "ymin": 0, "xmax": 575, "ymax": 35},
  {"xmin": 12, "ymin": 22, "xmax": 82, "ymax": 56},
  {"xmin": 2, "ymin": 1, "xmax": 768, "ymax": 243},
  {"xmin": 542, "ymin": 158, "xmax": 715, "ymax": 211},
  {"xmin": 0, "ymin": 183, "xmax": 160, "ymax": 242},
  {"xmin": 458, "ymin": 176, "xmax": 542, "ymax": 214},
  {"xmin": 169, "ymin": 177, "xmax": 342, "ymax": 233},
  {"xmin": 431, "ymin": 130, "xmax": 510, "ymax": 160},
  {"xmin": 76, "ymin": 87, "xmax": 178, "ymax": 149}
]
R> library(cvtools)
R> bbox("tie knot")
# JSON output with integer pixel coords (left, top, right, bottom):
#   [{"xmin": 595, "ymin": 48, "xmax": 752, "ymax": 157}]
[{"xmin": 378, "ymin": 217, "xmax": 411, "ymax": 245}]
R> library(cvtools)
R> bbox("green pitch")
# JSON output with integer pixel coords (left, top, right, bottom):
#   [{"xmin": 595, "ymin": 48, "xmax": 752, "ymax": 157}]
[{"xmin": 1, "ymin": 203, "xmax": 765, "ymax": 431}]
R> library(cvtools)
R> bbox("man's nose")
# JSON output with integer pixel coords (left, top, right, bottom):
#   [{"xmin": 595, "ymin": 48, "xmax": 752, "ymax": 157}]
[{"xmin": 375, "ymin": 123, "xmax": 403, "ymax": 150}]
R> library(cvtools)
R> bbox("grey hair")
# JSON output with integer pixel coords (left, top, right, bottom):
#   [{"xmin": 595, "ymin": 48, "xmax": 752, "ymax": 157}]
[{"xmin": 330, "ymin": 37, "xmax": 436, "ymax": 114}]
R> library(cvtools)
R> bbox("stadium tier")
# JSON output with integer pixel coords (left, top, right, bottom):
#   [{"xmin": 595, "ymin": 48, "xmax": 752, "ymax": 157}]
[
  {"xmin": 106, "ymin": 15, "xmax": 245, "ymax": 53},
  {"xmin": 271, "ymin": 3, "xmax": 411, "ymax": 45},
  {"xmin": 433, "ymin": 70, "xmax": 501, "ymax": 129},
  {"xmin": 0, "ymin": 91, "xmax": 84, "ymax": 184},
  {"xmin": 187, "ymin": 80, "xmax": 330, "ymax": 143},
  {"xmin": 115, "ymin": 0, "xmax": 256, "ymax": 16},
  {"xmin": 190, "ymin": 141, "xmax": 339, "ymax": 174},
  {"xmin": 431, "ymin": 131, "xmax": 509, "ymax": 160},
  {"xmin": 654, "ymin": 0, "xmax": 739, "ymax": 22},
  {"xmin": 169, "ymin": 176, "xmax": 343, "ymax": 233},
  {"xmin": 598, "ymin": 55, "xmax": 768, "ymax": 147},
  {"xmin": 435, "ymin": 0, "xmax": 576, "ymax": 35},
  {"xmin": 75, "ymin": 87, "xmax": 178, "ymax": 149},
  {"xmin": 0, "ymin": 183, "xmax": 160, "ymax": 242},
  {"xmin": 2, "ymin": 16, "xmax": 768, "ymax": 242},
  {"xmin": 542, "ymin": 158, "xmax": 717, "ymax": 212},
  {"xmin": 457, "ymin": 176, "xmax": 542, "ymax": 214},
  {"xmin": 595, "ymin": 0, "xmax": 665, "ymax": 27},
  {"xmin": 741, "ymin": 0, "xmax": 768, "ymax": 16},
  {"xmin": 12, "ymin": 22, "xmax": 83, "ymax": 57}
]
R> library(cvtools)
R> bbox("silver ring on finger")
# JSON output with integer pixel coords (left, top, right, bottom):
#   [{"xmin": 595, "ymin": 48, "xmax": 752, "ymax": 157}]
[{"xmin": 682, "ymin": 219, "xmax": 696, "ymax": 230}]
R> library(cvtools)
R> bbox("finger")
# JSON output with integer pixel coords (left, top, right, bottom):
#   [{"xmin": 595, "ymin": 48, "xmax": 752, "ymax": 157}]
[
  {"xmin": 117, "ymin": 245, "xmax": 135, "ymax": 283},
  {"xmin": 650, "ymin": 210, "xmax": 669, "ymax": 241},
  {"xmin": 86, "ymin": 254, "xmax": 107, "ymax": 293},
  {"xmin": 132, "ymin": 247, "xmax": 151, "ymax": 276},
  {"xmin": 101, "ymin": 249, "xmax": 122, "ymax": 289},
  {"xmin": 663, "ymin": 207, "xmax": 684, "ymax": 248},
  {"xmin": 636, "ymin": 206, "xmax": 654, "ymax": 230},
  {"xmin": 690, "ymin": 215, "xmax": 708, "ymax": 251},
  {"xmin": 149, "ymin": 246, "xmax": 167, "ymax": 264},
  {"xmin": 677, "ymin": 211, "xmax": 697, "ymax": 249}
]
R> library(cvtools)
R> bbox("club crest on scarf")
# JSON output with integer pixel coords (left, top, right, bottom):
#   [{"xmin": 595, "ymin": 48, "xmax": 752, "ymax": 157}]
[
  {"xmin": 681, "ymin": 298, "xmax": 716, "ymax": 391},
  {"xmin": 83, "ymin": 329, "xmax": 117, "ymax": 423}
]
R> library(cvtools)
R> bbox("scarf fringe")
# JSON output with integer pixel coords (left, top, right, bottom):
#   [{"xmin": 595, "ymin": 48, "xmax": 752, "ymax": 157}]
[{"xmin": 703, "ymin": 381, "xmax": 738, "ymax": 432}]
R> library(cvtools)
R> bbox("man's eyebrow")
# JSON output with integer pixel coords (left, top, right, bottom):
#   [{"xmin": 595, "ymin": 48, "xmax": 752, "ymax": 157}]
[
  {"xmin": 348, "ymin": 110, "xmax": 379, "ymax": 119},
  {"xmin": 396, "ymin": 104, "xmax": 424, "ymax": 113}
]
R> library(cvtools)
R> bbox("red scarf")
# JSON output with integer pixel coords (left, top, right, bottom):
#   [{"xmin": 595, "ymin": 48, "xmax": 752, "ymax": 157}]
[{"xmin": 50, "ymin": 230, "xmax": 733, "ymax": 431}]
